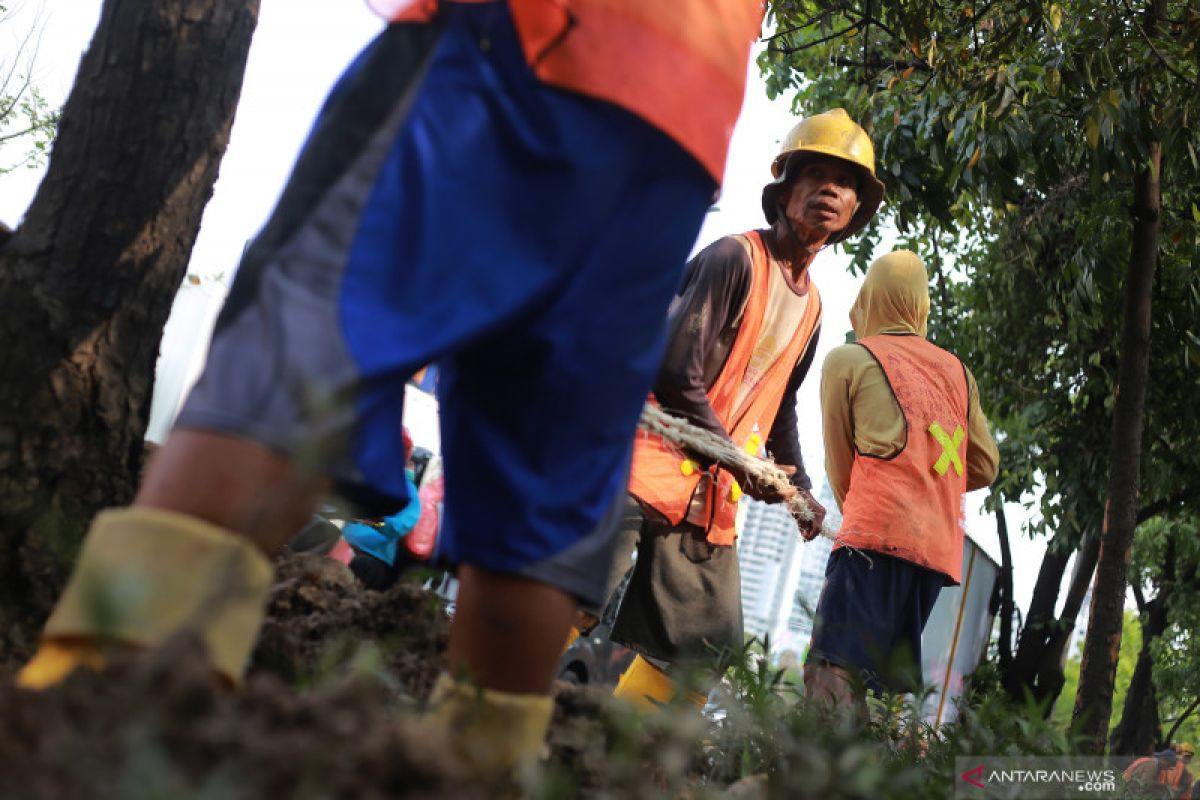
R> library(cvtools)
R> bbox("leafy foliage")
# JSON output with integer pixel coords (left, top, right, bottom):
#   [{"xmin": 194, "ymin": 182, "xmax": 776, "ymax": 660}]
[
  {"xmin": 690, "ymin": 641, "xmax": 1077, "ymax": 798},
  {"xmin": 761, "ymin": 0, "xmax": 1200, "ymax": 741},
  {"xmin": 1132, "ymin": 515, "xmax": 1200, "ymax": 745},
  {"xmin": 0, "ymin": 2, "xmax": 60, "ymax": 174},
  {"xmin": 761, "ymin": 0, "xmax": 1200, "ymax": 538},
  {"xmin": 535, "ymin": 639, "xmax": 1082, "ymax": 797}
]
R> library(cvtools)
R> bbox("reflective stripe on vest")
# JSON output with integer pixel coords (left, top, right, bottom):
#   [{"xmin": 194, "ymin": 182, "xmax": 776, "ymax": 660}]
[
  {"xmin": 628, "ymin": 230, "xmax": 821, "ymax": 546},
  {"xmin": 835, "ymin": 335, "xmax": 970, "ymax": 583},
  {"xmin": 367, "ymin": 0, "xmax": 763, "ymax": 183}
]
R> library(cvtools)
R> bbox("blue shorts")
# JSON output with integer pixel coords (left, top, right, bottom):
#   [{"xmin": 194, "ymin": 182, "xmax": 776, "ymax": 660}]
[
  {"xmin": 805, "ymin": 548, "xmax": 944, "ymax": 694},
  {"xmin": 178, "ymin": 4, "xmax": 714, "ymax": 603}
]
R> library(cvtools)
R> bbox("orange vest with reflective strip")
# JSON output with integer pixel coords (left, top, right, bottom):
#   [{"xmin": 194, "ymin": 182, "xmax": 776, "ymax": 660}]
[
  {"xmin": 1165, "ymin": 762, "xmax": 1192, "ymax": 792},
  {"xmin": 628, "ymin": 231, "xmax": 822, "ymax": 546},
  {"xmin": 836, "ymin": 335, "xmax": 970, "ymax": 583},
  {"xmin": 367, "ymin": 0, "xmax": 763, "ymax": 182}
]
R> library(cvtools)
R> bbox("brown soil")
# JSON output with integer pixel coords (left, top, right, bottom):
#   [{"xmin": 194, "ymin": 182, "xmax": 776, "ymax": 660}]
[{"xmin": 0, "ymin": 555, "xmax": 695, "ymax": 799}]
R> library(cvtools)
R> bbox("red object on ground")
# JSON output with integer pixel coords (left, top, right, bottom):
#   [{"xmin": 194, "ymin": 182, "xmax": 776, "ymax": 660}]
[{"xmin": 404, "ymin": 475, "xmax": 443, "ymax": 560}]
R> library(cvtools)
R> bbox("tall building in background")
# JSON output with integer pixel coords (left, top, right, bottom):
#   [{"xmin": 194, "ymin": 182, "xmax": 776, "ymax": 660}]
[
  {"xmin": 738, "ymin": 499, "xmax": 804, "ymax": 652},
  {"xmin": 739, "ymin": 476, "xmax": 844, "ymax": 658},
  {"xmin": 780, "ymin": 478, "xmax": 841, "ymax": 659}
]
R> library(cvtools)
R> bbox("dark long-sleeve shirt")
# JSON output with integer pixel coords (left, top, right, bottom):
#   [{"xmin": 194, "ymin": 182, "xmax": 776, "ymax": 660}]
[{"xmin": 652, "ymin": 233, "xmax": 820, "ymax": 490}]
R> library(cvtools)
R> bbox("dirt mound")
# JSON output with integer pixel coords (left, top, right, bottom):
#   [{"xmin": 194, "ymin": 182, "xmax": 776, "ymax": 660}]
[
  {"xmin": 0, "ymin": 556, "xmax": 480, "ymax": 799},
  {"xmin": 0, "ymin": 635, "xmax": 486, "ymax": 799},
  {"xmin": 250, "ymin": 554, "xmax": 450, "ymax": 700},
  {"xmin": 0, "ymin": 556, "xmax": 614, "ymax": 798},
  {"xmin": 0, "ymin": 554, "xmax": 715, "ymax": 799}
]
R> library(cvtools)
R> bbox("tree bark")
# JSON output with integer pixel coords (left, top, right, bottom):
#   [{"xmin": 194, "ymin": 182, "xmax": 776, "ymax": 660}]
[
  {"xmin": 1006, "ymin": 528, "xmax": 1072, "ymax": 701},
  {"xmin": 0, "ymin": 0, "xmax": 259, "ymax": 649},
  {"xmin": 994, "ymin": 495, "xmax": 1015, "ymax": 675},
  {"xmin": 1072, "ymin": 139, "xmax": 1162, "ymax": 753},
  {"xmin": 1034, "ymin": 530, "xmax": 1100, "ymax": 703},
  {"xmin": 1110, "ymin": 592, "xmax": 1169, "ymax": 755}
]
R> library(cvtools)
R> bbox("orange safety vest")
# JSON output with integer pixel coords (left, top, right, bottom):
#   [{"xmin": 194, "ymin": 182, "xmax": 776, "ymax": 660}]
[
  {"xmin": 1166, "ymin": 762, "xmax": 1193, "ymax": 794},
  {"xmin": 836, "ymin": 335, "xmax": 970, "ymax": 583},
  {"xmin": 367, "ymin": 0, "xmax": 764, "ymax": 182},
  {"xmin": 1123, "ymin": 758, "xmax": 1180, "ymax": 796},
  {"xmin": 628, "ymin": 230, "xmax": 822, "ymax": 547},
  {"xmin": 1124, "ymin": 757, "xmax": 1175, "ymax": 792}
]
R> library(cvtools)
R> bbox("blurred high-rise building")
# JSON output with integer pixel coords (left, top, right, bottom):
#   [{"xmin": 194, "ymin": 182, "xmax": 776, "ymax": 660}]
[{"xmin": 738, "ymin": 477, "xmax": 841, "ymax": 661}]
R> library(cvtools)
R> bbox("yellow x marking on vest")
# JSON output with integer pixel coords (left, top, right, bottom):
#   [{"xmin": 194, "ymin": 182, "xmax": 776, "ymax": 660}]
[{"xmin": 929, "ymin": 422, "xmax": 965, "ymax": 477}]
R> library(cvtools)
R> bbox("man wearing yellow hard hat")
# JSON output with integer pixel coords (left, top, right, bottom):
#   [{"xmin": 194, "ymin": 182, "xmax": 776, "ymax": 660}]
[
  {"xmin": 1126, "ymin": 747, "xmax": 1187, "ymax": 798},
  {"xmin": 1169, "ymin": 743, "xmax": 1195, "ymax": 798},
  {"xmin": 583, "ymin": 109, "xmax": 886, "ymax": 711}
]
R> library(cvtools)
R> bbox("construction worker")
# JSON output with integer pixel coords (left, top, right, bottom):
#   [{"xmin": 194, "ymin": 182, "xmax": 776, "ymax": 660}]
[
  {"xmin": 599, "ymin": 109, "xmax": 886, "ymax": 712},
  {"xmin": 340, "ymin": 428, "xmax": 428, "ymax": 590},
  {"xmin": 17, "ymin": 0, "xmax": 764, "ymax": 781},
  {"xmin": 804, "ymin": 250, "xmax": 999, "ymax": 708},
  {"xmin": 1125, "ymin": 749, "xmax": 1181, "ymax": 799},
  {"xmin": 1168, "ymin": 743, "xmax": 1195, "ymax": 798}
]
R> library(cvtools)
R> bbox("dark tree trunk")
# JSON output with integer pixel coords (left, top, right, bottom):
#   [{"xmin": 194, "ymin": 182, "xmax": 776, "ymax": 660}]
[
  {"xmin": 1006, "ymin": 528, "xmax": 1073, "ymax": 701},
  {"xmin": 1033, "ymin": 529, "xmax": 1101, "ymax": 713},
  {"xmin": 0, "ymin": 0, "xmax": 259, "ymax": 651},
  {"xmin": 1110, "ymin": 593, "xmax": 1169, "ymax": 755},
  {"xmin": 1072, "ymin": 139, "xmax": 1162, "ymax": 753},
  {"xmin": 994, "ymin": 495, "xmax": 1015, "ymax": 675}
]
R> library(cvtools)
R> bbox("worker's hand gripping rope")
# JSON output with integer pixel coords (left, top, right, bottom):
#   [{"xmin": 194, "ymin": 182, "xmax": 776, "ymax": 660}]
[{"xmin": 637, "ymin": 403, "xmax": 837, "ymax": 541}]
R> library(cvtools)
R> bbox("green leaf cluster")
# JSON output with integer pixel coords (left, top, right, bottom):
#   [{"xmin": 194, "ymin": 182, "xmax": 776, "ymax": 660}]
[{"xmin": 0, "ymin": 2, "xmax": 61, "ymax": 175}]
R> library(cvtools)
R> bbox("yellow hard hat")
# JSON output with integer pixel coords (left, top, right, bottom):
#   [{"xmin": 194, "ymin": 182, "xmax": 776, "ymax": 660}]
[
  {"xmin": 1178, "ymin": 743, "xmax": 1195, "ymax": 756},
  {"xmin": 762, "ymin": 108, "xmax": 886, "ymax": 243}
]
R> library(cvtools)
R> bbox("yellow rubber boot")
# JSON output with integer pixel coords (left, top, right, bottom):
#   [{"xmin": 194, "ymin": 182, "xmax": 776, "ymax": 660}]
[
  {"xmin": 424, "ymin": 672, "xmax": 554, "ymax": 780},
  {"xmin": 16, "ymin": 640, "xmax": 109, "ymax": 690},
  {"xmin": 16, "ymin": 507, "xmax": 273, "ymax": 689},
  {"xmin": 612, "ymin": 654, "xmax": 706, "ymax": 713}
]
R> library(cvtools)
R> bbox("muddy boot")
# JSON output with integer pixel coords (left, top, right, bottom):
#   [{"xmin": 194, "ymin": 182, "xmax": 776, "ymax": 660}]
[
  {"xmin": 17, "ymin": 507, "xmax": 273, "ymax": 689},
  {"xmin": 17, "ymin": 640, "xmax": 110, "ymax": 689},
  {"xmin": 424, "ymin": 672, "xmax": 553, "ymax": 787}
]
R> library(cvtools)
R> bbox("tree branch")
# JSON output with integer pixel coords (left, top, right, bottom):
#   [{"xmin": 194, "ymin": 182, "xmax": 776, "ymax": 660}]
[
  {"xmin": 1165, "ymin": 696, "xmax": 1200, "ymax": 745},
  {"xmin": 1137, "ymin": 485, "xmax": 1200, "ymax": 525},
  {"xmin": 769, "ymin": 20, "xmax": 866, "ymax": 54}
]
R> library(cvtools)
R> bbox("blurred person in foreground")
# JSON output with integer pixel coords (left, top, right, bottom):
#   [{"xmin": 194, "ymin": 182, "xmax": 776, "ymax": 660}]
[{"xmin": 18, "ymin": 0, "xmax": 764, "ymax": 781}]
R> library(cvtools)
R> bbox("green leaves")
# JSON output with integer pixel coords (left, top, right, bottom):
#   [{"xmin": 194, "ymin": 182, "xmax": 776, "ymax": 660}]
[
  {"xmin": 0, "ymin": 14, "xmax": 60, "ymax": 175},
  {"xmin": 763, "ymin": 0, "xmax": 1200, "ymax": 547},
  {"xmin": 1046, "ymin": 67, "xmax": 1062, "ymax": 96},
  {"xmin": 1049, "ymin": 4, "xmax": 1064, "ymax": 34}
]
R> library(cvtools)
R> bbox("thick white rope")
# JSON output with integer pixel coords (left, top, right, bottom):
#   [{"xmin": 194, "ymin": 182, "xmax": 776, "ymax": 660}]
[{"xmin": 637, "ymin": 403, "xmax": 837, "ymax": 541}]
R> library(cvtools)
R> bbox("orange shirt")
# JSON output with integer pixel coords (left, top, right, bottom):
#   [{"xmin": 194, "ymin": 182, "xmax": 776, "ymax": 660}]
[{"xmin": 366, "ymin": 0, "xmax": 764, "ymax": 182}]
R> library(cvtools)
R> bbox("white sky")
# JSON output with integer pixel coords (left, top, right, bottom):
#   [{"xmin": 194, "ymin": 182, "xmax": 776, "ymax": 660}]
[{"xmin": 0, "ymin": 0, "xmax": 1053, "ymax": 617}]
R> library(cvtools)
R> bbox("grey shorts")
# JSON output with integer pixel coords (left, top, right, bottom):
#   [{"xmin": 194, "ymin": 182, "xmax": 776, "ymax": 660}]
[{"xmin": 607, "ymin": 497, "xmax": 743, "ymax": 669}]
